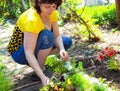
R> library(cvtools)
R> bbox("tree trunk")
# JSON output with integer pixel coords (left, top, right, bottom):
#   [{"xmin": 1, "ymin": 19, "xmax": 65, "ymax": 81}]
[{"xmin": 115, "ymin": 0, "xmax": 120, "ymax": 29}]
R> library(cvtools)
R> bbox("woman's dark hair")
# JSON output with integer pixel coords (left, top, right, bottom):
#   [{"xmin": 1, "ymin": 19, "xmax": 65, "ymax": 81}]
[{"xmin": 34, "ymin": 0, "xmax": 62, "ymax": 13}]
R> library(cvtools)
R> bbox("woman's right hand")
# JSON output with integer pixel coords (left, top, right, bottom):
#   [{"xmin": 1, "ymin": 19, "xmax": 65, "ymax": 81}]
[
  {"xmin": 41, "ymin": 76, "xmax": 50, "ymax": 86},
  {"xmin": 60, "ymin": 49, "xmax": 69, "ymax": 62}
]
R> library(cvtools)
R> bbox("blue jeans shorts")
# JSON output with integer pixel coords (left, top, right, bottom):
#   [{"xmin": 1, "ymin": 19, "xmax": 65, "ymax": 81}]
[{"xmin": 11, "ymin": 30, "xmax": 72, "ymax": 65}]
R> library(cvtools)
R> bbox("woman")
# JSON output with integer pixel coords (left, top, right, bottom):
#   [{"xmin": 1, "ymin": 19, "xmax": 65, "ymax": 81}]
[{"xmin": 7, "ymin": 0, "xmax": 72, "ymax": 86}]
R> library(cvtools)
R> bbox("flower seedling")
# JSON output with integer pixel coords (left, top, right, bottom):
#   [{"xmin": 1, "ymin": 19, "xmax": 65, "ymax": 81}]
[{"xmin": 98, "ymin": 47, "xmax": 120, "ymax": 70}]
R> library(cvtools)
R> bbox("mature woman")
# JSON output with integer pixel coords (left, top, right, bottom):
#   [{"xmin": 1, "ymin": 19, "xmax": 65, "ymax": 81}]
[{"xmin": 7, "ymin": 0, "xmax": 72, "ymax": 86}]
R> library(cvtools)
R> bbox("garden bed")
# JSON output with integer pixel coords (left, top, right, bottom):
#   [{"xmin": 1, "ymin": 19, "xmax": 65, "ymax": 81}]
[
  {"xmin": 1, "ymin": 22, "xmax": 120, "ymax": 90},
  {"xmin": 12, "ymin": 54, "xmax": 120, "ymax": 91}
]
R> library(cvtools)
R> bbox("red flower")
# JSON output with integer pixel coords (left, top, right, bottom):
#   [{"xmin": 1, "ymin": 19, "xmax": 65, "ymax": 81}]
[
  {"xmin": 99, "ymin": 55, "xmax": 104, "ymax": 60},
  {"xmin": 108, "ymin": 50, "xmax": 113, "ymax": 56},
  {"xmin": 105, "ymin": 47, "xmax": 109, "ymax": 51},
  {"xmin": 97, "ymin": 47, "xmax": 117, "ymax": 61},
  {"xmin": 112, "ymin": 50, "xmax": 117, "ymax": 55},
  {"xmin": 105, "ymin": 53, "xmax": 110, "ymax": 57},
  {"xmin": 110, "ymin": 51, "xmax": 115, "ymax": 56},
  {"xmin": 101, "ymin": 50, "xmax": 105, "ymax": 55}
]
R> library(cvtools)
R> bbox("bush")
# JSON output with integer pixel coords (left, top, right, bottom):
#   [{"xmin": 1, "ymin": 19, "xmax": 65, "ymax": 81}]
[
  {"xmin": 92, "ymin": 4, "xmax": 116, "ymax": 25},
  {"xmin": 59, "ymin": 3, "xmax": 116, "ymax": 26}
]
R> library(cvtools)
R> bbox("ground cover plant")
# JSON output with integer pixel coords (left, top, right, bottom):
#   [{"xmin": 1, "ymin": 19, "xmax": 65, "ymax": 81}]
[{"xmin": 40, "ymin": 55, "xmax": 117, "ymax": 91}]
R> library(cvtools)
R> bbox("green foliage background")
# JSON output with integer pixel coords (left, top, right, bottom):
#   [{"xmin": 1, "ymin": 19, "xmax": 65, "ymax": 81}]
[
  {"xmin": 0, "ymin": 0, "xmax": 117, "ymax": 26},
  {"xmin": 0, "ymin": 0, "xmax": 33, "ymax": 19}
]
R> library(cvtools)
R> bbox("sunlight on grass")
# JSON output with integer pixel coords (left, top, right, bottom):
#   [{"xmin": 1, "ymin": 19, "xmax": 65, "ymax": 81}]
[{"xmin": 0, "ymin": 56, "xmax": 13, "ymax": 91}]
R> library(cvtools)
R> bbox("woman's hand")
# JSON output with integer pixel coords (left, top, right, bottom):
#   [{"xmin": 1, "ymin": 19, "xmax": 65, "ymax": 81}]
[
  {"xmin": 60, "ymin": 50, "xmax": 69, "ymax": 62},
  {"xmin": 41, "ymin": 76, "xmax": 50, "ymax": 86}
]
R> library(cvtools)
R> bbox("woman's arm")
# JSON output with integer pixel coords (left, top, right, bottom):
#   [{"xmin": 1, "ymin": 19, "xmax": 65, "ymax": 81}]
[
  {"xmin": 24, "ymin": 32, "xmax": 49, "ymax": 85},
  {"xmin": 52, "ymin": 22, "xmax": 64, "ymax": 50},
  {"xmin": 52, "ymin": 22, "xmax": 68, "ymax": 61}
]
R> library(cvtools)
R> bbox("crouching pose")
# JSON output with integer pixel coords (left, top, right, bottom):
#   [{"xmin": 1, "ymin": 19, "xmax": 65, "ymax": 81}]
[{"xmin": 7, "ymin": 0, "xmax": 72, "ymax": 86}]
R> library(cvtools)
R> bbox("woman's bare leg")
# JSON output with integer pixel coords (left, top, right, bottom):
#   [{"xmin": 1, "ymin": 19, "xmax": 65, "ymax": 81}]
[
  {"xmin": 50, "ymin": 48, "xmax": 59, "ymax": 55},
  {"xmin": 37, "ymin": 47, "xmax": 52, "ymax": 71}
]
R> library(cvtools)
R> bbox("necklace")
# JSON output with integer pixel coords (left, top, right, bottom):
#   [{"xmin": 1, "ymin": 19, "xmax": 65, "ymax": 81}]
[
  {"xmin": 39, "ymin": 14, "xmax": 51, "ymax": 30},
  {"xmin": 44, "ymin": 24, "xmax": 51, "ymax": 30}
]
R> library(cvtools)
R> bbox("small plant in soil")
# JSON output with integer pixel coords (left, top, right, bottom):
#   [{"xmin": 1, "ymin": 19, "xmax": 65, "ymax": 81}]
[{"xmin": 98, "ymin": 46, "xmax": 120, "ymax": 70}]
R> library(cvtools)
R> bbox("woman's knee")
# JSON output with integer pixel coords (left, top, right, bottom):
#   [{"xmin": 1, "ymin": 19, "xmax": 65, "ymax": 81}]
[
  {"xmin": 62, "ymin": 36, "xmax": 72, "ymax": 50},
  {"xmin": 37, "ymin": 30, "xmax": 55, "ymax": 49},
  {"xmin": 11, "ymin": 45, "xmax": 29, "ymax": 65}
]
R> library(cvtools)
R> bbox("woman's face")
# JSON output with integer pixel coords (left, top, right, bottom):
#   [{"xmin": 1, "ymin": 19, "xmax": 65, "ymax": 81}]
[{"xmin": 39, "ymin": 3, "xmax": 57, "ymax": 15}]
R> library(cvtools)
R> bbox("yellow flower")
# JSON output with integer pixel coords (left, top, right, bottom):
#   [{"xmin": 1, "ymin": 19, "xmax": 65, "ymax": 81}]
[
  {"xmin": 67, "ymin": 78, "xmax": 71, "ymax": 85},
  {"xmin": 54, "ymin": 85, "xmax": 59, "ymax": 90}
]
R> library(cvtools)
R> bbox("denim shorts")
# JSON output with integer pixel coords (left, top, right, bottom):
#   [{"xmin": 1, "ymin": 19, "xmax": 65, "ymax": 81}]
[{"xmin": 11, "ymin": 30, "xmax": 72, "ymax": 65}]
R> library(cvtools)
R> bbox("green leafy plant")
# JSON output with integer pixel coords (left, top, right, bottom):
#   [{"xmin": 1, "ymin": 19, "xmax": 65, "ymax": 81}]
[
  {"xmin": 108, "ymin": 56, "xmax": 119, "ymax": 70},
  {"xmin": 40, "ymin": 55, "xmax": 117, "ymax": 91},
  {"xmin": 0, "ymin": 58, "xmax": 13, "ymax": 91},
  {"xmin": 0, "ymin": 72, "xmax": 13, "ymax": 91},
  {"xmin": 45, "ymin": 55, "xmax": 67, "ymax": 73},
  {"xmin": 92, "ymin": 4, "xmax": 116, "ymax": 25}
]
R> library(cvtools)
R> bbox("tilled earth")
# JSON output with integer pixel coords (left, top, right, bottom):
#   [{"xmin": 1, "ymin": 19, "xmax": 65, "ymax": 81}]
[{"xmin": 0, "ymin": 22, "xmax": 120, "ymax": 91}]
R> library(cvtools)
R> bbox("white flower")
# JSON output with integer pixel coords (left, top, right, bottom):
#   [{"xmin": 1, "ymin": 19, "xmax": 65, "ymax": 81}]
[
  {"xmin": 108, "ymin": 87, "xmax": 113, "ymax": 91},
  {"xmin": 90, "ymin": 77, "xmax": 99, "ymax": 84},
  {"xmin": 64, "ymin": 61, "xmax": 73, "ymax": 71},
  {"xmin": 83, "ymin": 74, "xmax": 90, "ymax": 80},
  {"xmin": 47, "ymin": 80, "xmax": 54, "ymax": 87},
  {"xmin": 67, "ymin": 65, "xmax": 73, "ymax": 70},
  {"xmin": 66, "ymin": 61, "xmax": 71, "ymax": 65},
  {"xmin": 75, "ymin": 68, "xmax": 79, "ymax": 72},
  {"xmin": 49, "ymin": 82, "xmax": 54, "ymax": 87}
]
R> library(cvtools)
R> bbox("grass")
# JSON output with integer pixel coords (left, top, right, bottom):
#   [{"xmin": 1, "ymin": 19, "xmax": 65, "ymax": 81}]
[{"xmin": 0, "ymin": 56, "xmax": 13, "ymax": 91}]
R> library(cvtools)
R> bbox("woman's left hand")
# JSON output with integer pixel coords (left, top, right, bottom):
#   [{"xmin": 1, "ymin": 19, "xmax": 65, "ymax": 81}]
[{"xmin": 59, "ymin": 50, "xmax": 69, "ymax": 62}]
